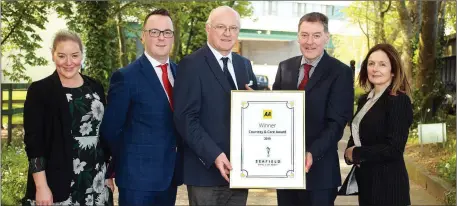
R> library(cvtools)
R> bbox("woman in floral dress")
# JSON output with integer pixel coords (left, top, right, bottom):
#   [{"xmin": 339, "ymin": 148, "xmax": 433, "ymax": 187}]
[{"xmin": 23, "ymin": 30, "xmax": 114, "ymax": 206}]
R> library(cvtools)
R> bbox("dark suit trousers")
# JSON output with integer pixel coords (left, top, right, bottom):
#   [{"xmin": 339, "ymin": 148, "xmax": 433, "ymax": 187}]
[
  {"xmin": 187, "ymin": 185, "xmax": 248, "ymax": 206},
  {"xmin": 277, "ymin": 188, "xmax": 337, "ymax": 206},
  {"xmin": 119, "ymin": 185, "xmax": 177, "ymax": 206}
]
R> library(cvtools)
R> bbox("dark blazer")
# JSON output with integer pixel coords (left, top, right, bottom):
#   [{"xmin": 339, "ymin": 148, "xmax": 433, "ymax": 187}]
[
  {"xmin": 173, "ymin": 44, "xmax": 258, "ymax": 186},
  {"xmin": 23, "ymin": 71, "xmax": 110, "ymax": 202},
  {"xmin": 273, "ymin": 52, "xmax": 354, "ymax": 190},
  {"xmin": 343, "ymin": 87, "xmax": 412, "ymax": 205},
  {"xmin": 100, "ymin": 54, "xmax": 183, "ymax": 192}
]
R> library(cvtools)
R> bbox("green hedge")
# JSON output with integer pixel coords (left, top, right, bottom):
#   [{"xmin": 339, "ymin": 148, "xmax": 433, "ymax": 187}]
[{"xmin": 1, "ymin": 129, "xmax": 28, "ymax": 205}]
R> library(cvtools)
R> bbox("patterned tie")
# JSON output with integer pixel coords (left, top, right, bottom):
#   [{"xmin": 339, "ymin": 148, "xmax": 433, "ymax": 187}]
[
  {"xmin": 158, "ymin": 63, "xmax": 173, "ymax": 110},
  {"xmin": 221, "ymin": 57, "xmax": 237, "ymax": 90},
  {"xmin": 298, "ymin": 64, "xmax": 312, "ymax": 90}
]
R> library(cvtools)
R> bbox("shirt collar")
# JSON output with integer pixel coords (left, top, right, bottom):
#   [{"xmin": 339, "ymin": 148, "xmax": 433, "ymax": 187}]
[
  {"xmin": 367, "ymin": 85, "xmax": 389, "ymax": 101},
  {"xmin": 301, "ymin": 51, "xmax": 324, "ymax": 68},
  {"xmin": 144, "ymin": 52, "xmax": 170, "ymax": 68},
  {"xmin": 207, "ymin": 42, "xmax": 232, "ymax": 63}
]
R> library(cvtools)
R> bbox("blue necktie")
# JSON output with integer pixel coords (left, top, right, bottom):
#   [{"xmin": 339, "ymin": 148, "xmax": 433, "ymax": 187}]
[{"xmin": 221, "ymin": 57, "xmax": 237, "ymax": 90}]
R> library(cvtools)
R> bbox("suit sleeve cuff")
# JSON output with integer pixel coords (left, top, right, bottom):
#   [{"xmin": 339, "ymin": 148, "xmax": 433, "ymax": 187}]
[
  {"xmin": 308, "ymin": 147, "xmax": 322, "ymax": 162},
  {"xmin": 202, "ymin": 147, "xmax": 223, "ymax": 169}
]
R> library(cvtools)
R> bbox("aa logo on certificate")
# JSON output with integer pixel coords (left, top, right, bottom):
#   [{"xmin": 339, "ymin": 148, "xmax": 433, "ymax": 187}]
[{"xmin": 263, "ymin": 109, "xmax": 272, "ymax": 119}]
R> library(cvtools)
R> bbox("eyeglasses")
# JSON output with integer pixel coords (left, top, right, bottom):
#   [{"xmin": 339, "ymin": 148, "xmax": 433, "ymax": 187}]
[
  {"xmin": 209, "ymin": 24, "xmax": 239, "ymax": 34},
  {"xmin": 143, "ymin": 29, "xmax": 174, "ymax": 38}
]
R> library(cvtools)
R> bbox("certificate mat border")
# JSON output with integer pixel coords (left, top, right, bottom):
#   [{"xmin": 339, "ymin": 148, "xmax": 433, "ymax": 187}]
[
  {"xmin": 230, "ymin": 90, "xmax": 306, "ymax": 189},
  {"xmin": 241, "ymin": 101, "xmax": 294, "ymax": 178}
]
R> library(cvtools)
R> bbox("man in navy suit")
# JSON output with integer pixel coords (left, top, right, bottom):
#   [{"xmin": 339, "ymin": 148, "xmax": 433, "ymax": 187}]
[
  {"xmin": 100, "ymin": 9, "xmax": 182, "ymax": 206},
  {"xmin": 173, "ymin": 6, "xmax": 258, "ymax": 206},
  {"xmin": 273, "ymin": 12, "xmax": 354, "ymax": 206}
]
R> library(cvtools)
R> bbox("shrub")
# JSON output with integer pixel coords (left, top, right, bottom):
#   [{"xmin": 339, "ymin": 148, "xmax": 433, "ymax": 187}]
[
  {"xmin": 1, "ymin": 135, "xmax": 28, "ymax": 205},
  {"xmin": 437, "ymin": 154, "xmax": 456, "ymax": 186},
  {"xmin": 354, "ymin": 86, "xmax": 366, "ymax": 103}
]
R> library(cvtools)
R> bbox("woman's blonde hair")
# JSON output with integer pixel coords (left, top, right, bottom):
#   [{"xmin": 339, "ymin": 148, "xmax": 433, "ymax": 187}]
[{"xmin": 51, "ymin": 30, "xmax": 83, "ymax": 53}]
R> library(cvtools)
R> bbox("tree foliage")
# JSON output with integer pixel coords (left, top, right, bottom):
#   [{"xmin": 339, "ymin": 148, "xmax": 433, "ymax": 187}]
[
  {"xmin": 51, "ymin": 1, "xmax": 252, "ymax": 87},
  {"xmin": 343, "ymin": 0, "xmax": 456, "ymax": 123},
  {"xmin": 1, "ymin": 1, "xmax": 51, "ymax": 82},
  {"xmin": 118, "ymin": 1, "xmax": 253, "ymax": 62}
]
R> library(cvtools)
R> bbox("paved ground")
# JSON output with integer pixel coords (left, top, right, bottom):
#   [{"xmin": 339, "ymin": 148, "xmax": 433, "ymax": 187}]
[{"xmin": 114, "ymin": 127, "xmax": 443, "ymax": 205}]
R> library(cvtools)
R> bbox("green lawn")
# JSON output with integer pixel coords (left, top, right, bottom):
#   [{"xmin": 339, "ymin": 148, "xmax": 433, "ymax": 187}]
[
  {"xmin": 2, "ymin": 114, "xmax": 23, "ymax": 125},
  {"xmin": 2, "ymin": 90, "xmax": 27, "ymax": 101},
  {"xmin": 2, "ymin": 90, "xmax": 26, "ymax": 126},
  {"xmin": 2, "ymin": 103, "xmax": 24, "ymax": 110}
]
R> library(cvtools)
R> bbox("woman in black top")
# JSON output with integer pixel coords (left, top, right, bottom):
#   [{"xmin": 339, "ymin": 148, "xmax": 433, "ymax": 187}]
[
  {"xmin": 23, "ymin": 30, "xmax": 114, "ymax": 206},
  {"xmin": 343, "ymin": 43, "xmax": 413, "ymax": 205}
]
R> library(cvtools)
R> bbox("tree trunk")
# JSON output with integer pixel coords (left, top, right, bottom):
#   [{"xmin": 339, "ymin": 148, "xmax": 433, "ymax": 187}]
[
  {"xmin": 185, "ymin": 17, "xmax": 196, "ymax": 55},
  {"xmin": 364, "ymin": 2, "xmax": 370, "ymax": 50},
  {"xmin": 116, "ymin": 4, "xmax": 128, "ymax": 68},
  {"xmin": 397, "ymin": 0, "xmax": 414, "ymax": 88},
  {"xmin": 171, "ymin": 23, "xmax": 181, "ymax": 62},
  {"xmin": 374, "ymin": 1, "xmax": 380, "ymax": 45},
  {"xmin": 417, "ymin": 1, "xmax": 438, "ymax": 122},
  {"xmin": 379, "ymin": 0, "xmax": 391, "ymax": 43}
]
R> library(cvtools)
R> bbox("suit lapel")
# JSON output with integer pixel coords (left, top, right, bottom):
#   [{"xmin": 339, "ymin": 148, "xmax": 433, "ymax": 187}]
[
  {"xmin": 232, "ymin": 54, "xmax": 248, "ymax": 90},
  {"xmin": 305, "ymin": 52, "xmax": 330, "ymax": 92},
  {"xmin": 50, "ymin": 71, "xmax": 72, "ymax": 129},
  {"xmin": 50, "ymin": 71, "xmax": 74, "ymax": 159},
  {"xmin": 203, "ymin": 45, "xmax": 232, "ymax": 93},
  {"xmin": 170, "ymin": 61, "xmax": 177, "ymax": 80},
  {"xmin": 353, "ymin": 96, "xmax": 368, "ymax": 119},
  {"xmin": 138, "ymin": 54, "xmax": 169, "ymax": 101},
  {"xmin": 283, "ymin": 56, "xmax": 301, "ymax": 90}
]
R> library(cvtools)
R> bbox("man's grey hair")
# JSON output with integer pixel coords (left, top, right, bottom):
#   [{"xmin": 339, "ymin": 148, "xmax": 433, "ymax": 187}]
[{"xmin": 298, "ymin": 12, "xmax": 329, "ymax": 33}]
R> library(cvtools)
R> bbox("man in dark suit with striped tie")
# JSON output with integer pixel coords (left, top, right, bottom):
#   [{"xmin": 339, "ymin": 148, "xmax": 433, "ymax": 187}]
[
  {"xmin": 273, "ymin": 12, "xmax": 354, "ymax": 206},
  {"xmin": 173, "ymin": 6, "xmax": 258, "ymax": 206}
]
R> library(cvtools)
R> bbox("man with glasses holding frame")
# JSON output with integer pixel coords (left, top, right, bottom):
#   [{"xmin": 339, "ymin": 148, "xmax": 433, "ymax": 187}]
[
  {"xmin": 101, "ymin": 8, "xmax": 182, "ymax": 206},
  {"xmin": 173, "ymin": 5, "xmax": 258, "ymax": 206}
]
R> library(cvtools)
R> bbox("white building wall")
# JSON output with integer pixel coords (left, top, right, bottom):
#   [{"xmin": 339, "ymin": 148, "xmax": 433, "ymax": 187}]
[
  {"xmin": 242, "ymin": 40, "xmax": 301, "ymax": 65},
  {"xmin": 240, "ymin": 1, "xmax": 359, "ymax": 87}
]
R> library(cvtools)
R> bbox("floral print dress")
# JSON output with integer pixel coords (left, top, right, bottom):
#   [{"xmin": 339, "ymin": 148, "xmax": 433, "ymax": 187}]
[{"xmin": 26, "ymin": 81, "xmax": 113, "ymax": 206}]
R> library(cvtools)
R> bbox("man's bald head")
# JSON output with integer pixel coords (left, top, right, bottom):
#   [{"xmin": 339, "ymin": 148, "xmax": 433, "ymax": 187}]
[
  {"xmin": 206, "ymin": 6, "xmax": 240, "ymax": 26},
  {"xmin": 205, "ymin": 6, "xmax": 241, "ymax": 56}
]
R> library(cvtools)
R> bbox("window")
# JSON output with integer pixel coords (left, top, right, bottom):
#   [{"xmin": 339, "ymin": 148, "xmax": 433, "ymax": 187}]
[
  {"xmin": 312, "ymin": 4, "xmax": 324, "ymax": 13},
  {"xmin": 326, "ymin": 5, "xmax": 334, "ymax": 16},
  {"xmin": 306, "ymin": 3, "xmax": 314, "ymax": 13},
  {"xmin": 293, "ymin": 2, "xmax": 306, "ymax": 17},
  {"xmin": 269, "ymin": 1, "xmax": 278, "ymax": 15},
  {"xmin": 292, "ymin": 3, "xmax": 306, "ymax": 17},
  {"xmin": 264, "ymin": 1, "xmax": 278, "ymax": 15}
]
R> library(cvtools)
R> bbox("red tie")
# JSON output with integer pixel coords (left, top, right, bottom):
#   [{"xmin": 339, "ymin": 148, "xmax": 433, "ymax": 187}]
[
  {"xmin": 158, "ymin": 63, "xmax": 173, "ymax": 110},
  {"xmin": 298, "ymin": 64, "xmax": 312, "ymax": 90}
]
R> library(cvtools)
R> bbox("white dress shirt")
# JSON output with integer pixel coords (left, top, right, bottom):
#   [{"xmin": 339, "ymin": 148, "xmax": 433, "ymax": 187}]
[
  {"xmin": 207, "ymin": 42, "xmax": 238, "ymax": 89},
  {"xmin": 144, "ymin": 52, "xmax": 174, "ymax": 101}
]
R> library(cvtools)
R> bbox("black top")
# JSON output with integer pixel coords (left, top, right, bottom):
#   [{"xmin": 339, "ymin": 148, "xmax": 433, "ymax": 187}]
[
  {"xmin": 22, "ymin": 71, "xmax": 111, "ymax": 202},
  {"xmin": 345, "ymin": 86, "xmax": 413, "ymax": 205}
]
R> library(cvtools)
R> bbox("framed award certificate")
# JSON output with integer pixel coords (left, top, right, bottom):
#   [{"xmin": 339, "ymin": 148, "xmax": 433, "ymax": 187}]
[{"xmin": 229, "ymin": 91, "xmax": 306, "ymax": 189}]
